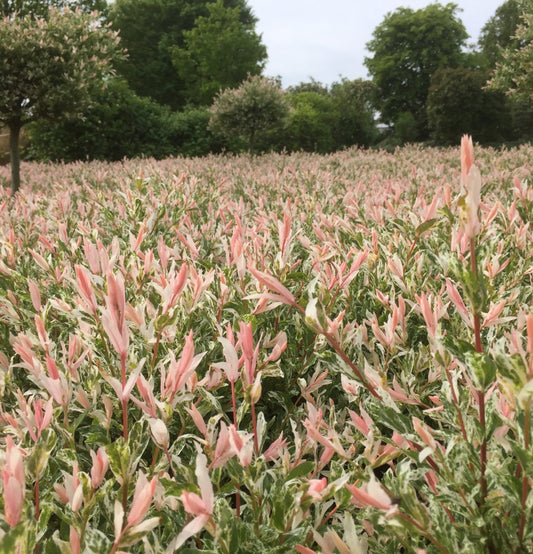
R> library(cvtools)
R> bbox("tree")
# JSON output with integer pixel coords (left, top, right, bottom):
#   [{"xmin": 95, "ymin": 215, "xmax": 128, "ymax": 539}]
[
  {"xmin": 108, "ymin": 0, "xmax": 257, "ymax": 108},
  {"xmin": 427, "ymin": 67, "xmax": 511, "ymax": 145},
  {"xmin": 283, "ymin": 91, "xmax": 336, "ymax": 153},
  {"xmin": 329, "ymin": 78, "xmax": 378, "ymax": 148},
  {"xmin": 0, "ymin": 7, "xmax": 122, "ymax": 193},
  {"xmin": 478, "ymin": 0, "xmax": 523, "ymax": 67},
  {"xmin": 28, "ymin": 79, "xmax": 226, "ymax": 161},
  {"xmin": 488, "ymin": 0, "xmax": 533, "ymax": 100},
  {"xmin": 171, "ymin": 0, "xmax": 266, "ymax": 106},
  {"xmin": 1, "ymin": 0, "xmax": 107, "ymax": 18},
  {"xmin": 365, "ymin": 3, "xmax": 468, "ymax": 141},
  {"xmin": 209, "ymin": 75, "xmax": 289, "ymax": 153}
]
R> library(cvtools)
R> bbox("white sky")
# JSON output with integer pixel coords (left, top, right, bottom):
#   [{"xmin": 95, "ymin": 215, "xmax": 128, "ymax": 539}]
[{"xmin": 248, "ymin": 0, "xmax": 506, "ymax": 87}]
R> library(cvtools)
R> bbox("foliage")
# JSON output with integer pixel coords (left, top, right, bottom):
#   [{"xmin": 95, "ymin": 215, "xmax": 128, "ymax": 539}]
[
  {"xmin": 427, "ymin": 67, "xmax": 512, "ymax": 145},
  {"xmin": 0, "ymin": 6, "xmax": 122, "ymax": 193},
  {"xmin": 478, "ymin": 0, "xmax": 523, "ymax": 68},
  {"xmin": 282, "ymin": 91, "xmax": 337, "ymax": 153},
  {"xmin": 108, "ymin": 0, "xmax": 256, "ymax": 109},
  {"xmin": 281, "ymin": 79, "xmax": 378, "ymax": 153},
  {"xmin": 488, "ymin": 0, "xmax": 533, "ymax": 100},
  {"xmin": 171, "ymin": 0, "xmax": 267, "ymax": 106},
  {"xmin": 329, "ymin": 78, "xmax": 378, "ymax": 148},
  {"xmin": 365, "ymin": 3, "xmax": 468, "ymax": 141},
  {"xmin": 209, "ymin": 74, "xmax": 290, "ymax": 153},
  {"xmin": 287, "ymin": 78, "xmax": 329, "ymax": 96},
  {"xmin": 28, "ymin": 80, "xmax": 226, "ymax": 162},
  {"xmin": 0, "ymin": 0, "xmax": 106, "ymax": 18},
  {"xmin": 0, "ymin": 142, "xmax": 533, "ymax": 552}
]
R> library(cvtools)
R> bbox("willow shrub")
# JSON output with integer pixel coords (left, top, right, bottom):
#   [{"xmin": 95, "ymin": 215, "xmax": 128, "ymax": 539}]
[{"xmin": 0, "ymin": 142, "xmax": 532, "ymax": 553}]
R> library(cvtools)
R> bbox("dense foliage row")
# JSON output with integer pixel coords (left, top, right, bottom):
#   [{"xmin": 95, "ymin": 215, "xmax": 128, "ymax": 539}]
[
  {"xmin": 0, "ymin": 143, "xmax": 532, "ymax": 552},
  {"xmin": 3, "ymin": 0, "xmax": 531, "ymax": 170}
]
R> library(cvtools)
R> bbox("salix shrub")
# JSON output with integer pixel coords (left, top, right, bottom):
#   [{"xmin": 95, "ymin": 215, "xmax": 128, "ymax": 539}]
[
  {"xmin": 0, "ymin": 142, "xmax": 531, "ymax": 552},
  {"xmin": 209, "ymin": 74, "xmax": 290, "ymax": 153},
  {"xmin": 0, "ymin": 7, "xmax": 123, "ymax": 193}
]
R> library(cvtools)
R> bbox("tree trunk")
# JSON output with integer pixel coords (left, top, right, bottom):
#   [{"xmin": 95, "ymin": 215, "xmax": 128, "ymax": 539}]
[{"xmin": 9, "ymin": 122, "xmax": 21, "ymax": 196}]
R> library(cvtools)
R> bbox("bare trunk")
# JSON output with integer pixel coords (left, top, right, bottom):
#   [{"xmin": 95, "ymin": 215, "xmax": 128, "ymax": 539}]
[{"xmin": 9, "ymin": 122, "xmax": 21, "ymax": 196}]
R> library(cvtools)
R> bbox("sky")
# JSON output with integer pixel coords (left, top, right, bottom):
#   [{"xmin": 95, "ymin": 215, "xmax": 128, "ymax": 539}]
[{"xmin": 248, "ymin": 0, "xmax": 506, "ymax": 88}]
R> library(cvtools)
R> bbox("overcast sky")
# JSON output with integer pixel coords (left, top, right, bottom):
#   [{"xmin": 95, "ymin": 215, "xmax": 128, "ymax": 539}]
[{"xmin": 248, "ymin": 0, "xmax": 505, "ymax": 88}]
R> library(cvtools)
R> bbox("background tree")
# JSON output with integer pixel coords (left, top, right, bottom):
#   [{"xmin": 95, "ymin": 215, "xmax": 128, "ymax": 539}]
[
  {"xmin": 209, "ymin": 75, "xmax": 289, "ymax": 154},
  {"xmin": 329, "ymin": 78, "xmax": 378, "ymax": 148},
  {"xmin": 488, "ymin": 0, "xmax": 533, "ymax": 100},
  {"xmin": 28, "ymin": 79, "xmax": 227, "ymax": 161},
  {"xmin": 1, "ymin": 0, "xmax": 107, "ymax": 18},
  {"xmin": 427, "ymin": 67, "xmax": 511, "ymax": 145},
  {"xmin": 365, "ymin": 3, "xmax": 468, "ymax": 141},
  {"xmin": 171, "ymin": 0, "xmax": 266, "ymax": 106},
  {"xmin": 478, "ymin": 0, "xmax": 522, "ymax": 67},
  {"xmin": 0, "ymin": 7, "xmax": 122, "ymax": 193},
  {"xmin": 108, "ymin": 0, "xmax": 256, "ymax": 109},
  {"xmin": 282, "ymin": 91, "xmax": 336, "ymax": 153}
]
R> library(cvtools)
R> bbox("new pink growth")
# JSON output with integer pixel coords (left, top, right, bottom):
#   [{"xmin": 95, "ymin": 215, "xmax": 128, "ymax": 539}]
[
  {"xmin": 459, "ymin": 134, "xmax": 482, "ymax": 239},
  {"xmin": 74, "ymin": 264, "xmax": 98, "ymax": 316},
  {"xmin": 445, "ymin": 279, "xmax": 473, "ymax": 328},
  {"xmin": 237, "ymin": 321, "xmax": 259, "ymax": 387},
  {"xmin": 162, "ymin": 330, "xmax": 205, "ymax": 402},
  {"xmin": 346, "ymin": 474, "xmax": 398, "ymax": 515},
  {"xmin": 2, "ymin": 436, "xmax": 25, "ymax": 528},
  {"xmin": 248, "ymin": 265, "xmax": 298, "ymax": 308},
  {"xmin": 127, "ymin": 472, "xmax": 157, "ymax": 527},
  {"xmin": 170, "ymin": 450, "xmax": 213, "ymax": 550},
  {"xmin": 263, "ymin": 432, "xmax": 288, "ymax": 462},
  {"xmin": 90, "ymin": 447, "xmax": 109, "ymax": 489},
  {"xmin": 102, "ymin": 271, "xmax": 129, "ymax": 356},
  {"xmin": 16, "ymin": 392, "xmax": 53, "ymax": 442}
]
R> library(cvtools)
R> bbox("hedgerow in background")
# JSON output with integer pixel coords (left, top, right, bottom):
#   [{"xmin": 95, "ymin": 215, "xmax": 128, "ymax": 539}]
[
  {"xmin": 0, "ymin": 6, "xmax": 123, "ymax": 194},
  {"xmin": 0, "ymin": 141, "xmax": 532, "ymax": 552},
  {"xmin": 28, "ymin": 81, "xmax": 229, "ymax": 162}
]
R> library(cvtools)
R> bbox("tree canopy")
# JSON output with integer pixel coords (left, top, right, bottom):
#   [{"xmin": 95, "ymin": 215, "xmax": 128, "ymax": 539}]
[
  {"xmin": 478, "ymin": 0, "xmax": 523, "ymax": 67},
  {"xmin": 365, "ymin": 3, "xmax": 468, "ymax": 140},
  {"xmin": 0, "ymin": 7, "xmax": 122, "ymax": 192},
  {"xmin": 108, "ymin": 0, "xmax": 259, "ymax": 109},
  {"xmin": 488, "ymin": 0, "xmax": 533, "ymax": 99},
  {"xmin": 0, "ymin": 0, "xmax": 106, "ymax": 18},
  {"xmin": 171, "ymin": 0, "xmax": 267, "ymax": 106},
  {"xmin": 427, "ymin": 67, "xmax": 511, "ymax": 144},
  {"xmin": 209, "ymin": 75, "xmax": 289, "ymax": 153}
]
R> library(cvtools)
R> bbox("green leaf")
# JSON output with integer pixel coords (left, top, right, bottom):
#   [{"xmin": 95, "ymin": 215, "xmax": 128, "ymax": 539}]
[
  {"xmin": 286, "ymin": 461, "xmax": 315, "ymax": 481},
  {"xmin": 415, "ymin": 218, "xmax": 439, "ymax": 236}
]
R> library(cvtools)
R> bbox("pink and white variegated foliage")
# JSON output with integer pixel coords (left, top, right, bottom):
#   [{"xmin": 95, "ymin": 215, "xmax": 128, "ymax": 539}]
[{"xmin": 0, "ymin": 142, "xmax": 532, "ymax": 552}]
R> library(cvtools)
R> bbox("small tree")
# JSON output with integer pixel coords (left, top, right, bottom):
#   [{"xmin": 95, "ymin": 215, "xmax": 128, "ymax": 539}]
[
  {"xmin": 209, "ymin": 75, "xmax": 289, "ymax": 154},
  {"xmin": 0, "ymin": 7, "xmax": 122, "ymax": 194}
]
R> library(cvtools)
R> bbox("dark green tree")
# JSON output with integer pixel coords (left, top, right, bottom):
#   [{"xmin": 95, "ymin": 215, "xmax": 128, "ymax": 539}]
[
  {"xmin": 108, "ymin": 0, "xmax": 257, "ymax": 109},
  {"xmin": 329, "ymin": 78, "xmax": 378, "ymax": 148},
  {"xmin": 0, "ymin": 7, "xmax": 122, "ymax": 193},
  {"xmin": 29, "ymin": 79, "xmax": 227, "ymax": 161},
  {"xmin": 171, "ymin": 0, "xmax": 266, "ymax": 106},
  {"xmin": 427, "ymin": 67, "xmax": 511, "ymax": 145},
  {"xmin": 209, "ymin": 75, "xmax": 289, "ymax": 154},
  {"xmin": 479, "ymin": 0, "xmax": 523, "ymax": 67},
  {"xmin": 365, "ymin": 3, "xmax": 468, "ymax": 141}
]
